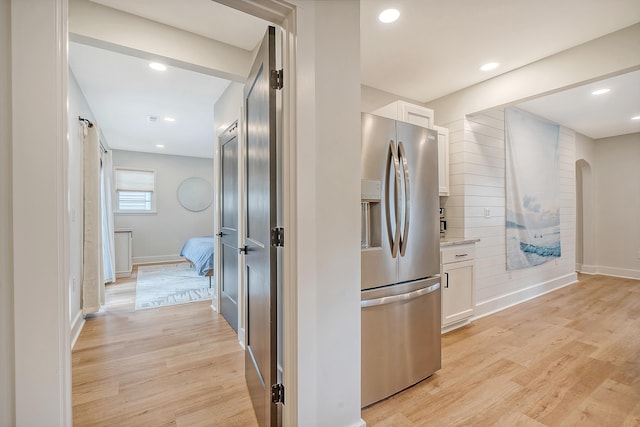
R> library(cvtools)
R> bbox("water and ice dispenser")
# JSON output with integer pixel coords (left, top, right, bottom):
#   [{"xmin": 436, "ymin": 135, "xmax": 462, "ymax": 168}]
[{"xmin": 361, "ymin": 180, "xmax": 382, "ymax": 249}]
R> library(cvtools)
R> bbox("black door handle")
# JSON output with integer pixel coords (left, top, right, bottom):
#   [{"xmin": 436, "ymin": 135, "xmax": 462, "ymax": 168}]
[{"xmin": 238, "ymin": 246, "xmax": 248, "ymax": 255}]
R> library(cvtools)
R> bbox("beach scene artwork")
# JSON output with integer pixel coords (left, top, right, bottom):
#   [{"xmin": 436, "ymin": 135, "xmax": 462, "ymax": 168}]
[{"xmin": 505, "ymin": 108, "xmax": 561, "ymax": 270}]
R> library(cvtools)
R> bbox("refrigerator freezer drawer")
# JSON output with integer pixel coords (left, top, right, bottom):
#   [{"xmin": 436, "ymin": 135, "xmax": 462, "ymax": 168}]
[{"xmin": 361, "ymin": 277, "xmax": 441, "ymax": 407}]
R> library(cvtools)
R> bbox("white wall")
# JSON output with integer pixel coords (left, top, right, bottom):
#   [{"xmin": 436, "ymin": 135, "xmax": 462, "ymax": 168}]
[
  {"xmin": 214, "ymin": 81, "xmax": 243, "ymax": 135},
  {"xmin": 575, "ymin": 132, "xmax": 596, "ymax": 163},
  {"xmin": 295, "ymin": 1, "xmax": 363, "ymax": 426},
  {"xmin": 112, "ymin": 150, "xmax": 214, "ymax": 264},
  {"xmin": 594, "ymin": 133, "xmax": 640, "ymax": 278},
  {"xmin": 0, "ymin": 0, "xmax": 15, "ymax": 424},
  {"xmin": 442, "ymin": 109, "xmax": 578, "ymax": 318},
  {"xmin": 361, "ymin": 84, "xmax": 424, "ymax": 114},
  {"xmin": 67, "ymin": 69, "xmax": 96, "ymax": 343}
]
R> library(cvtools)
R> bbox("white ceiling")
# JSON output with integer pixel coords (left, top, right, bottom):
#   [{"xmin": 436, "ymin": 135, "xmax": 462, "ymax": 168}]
[
  {"xmin": 517, "ymin": 70, "xmax": 640, "ymax": 139},
  {"xmin": 361, "ymin": 0, "xmax": 640, "ymax": 102},
  {"xmin": 69, "ymin": 41, "xmax": 231, "ymax": 158},
  {"xmin": 70, "ymin": 0, "xmax": 640, "ymax": 159}
]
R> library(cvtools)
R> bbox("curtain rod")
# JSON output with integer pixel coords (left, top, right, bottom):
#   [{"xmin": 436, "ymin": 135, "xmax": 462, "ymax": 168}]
[
  {"xmin": 78, "ymin": 116, "xmax": 93, "ymax": 128},
  {"xmin": 78, "ymin": 116, "xmax": 107, "ymax": 153}
]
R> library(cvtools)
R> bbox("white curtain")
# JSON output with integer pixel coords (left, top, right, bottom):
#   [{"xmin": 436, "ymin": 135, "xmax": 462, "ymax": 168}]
[
  {"xmin": 82, "ymin": 123, "xmax": 104, "ymax": 314},
  {"xmin": 101, "ymin": 149, "xmax": 116, "ymax": 284}
]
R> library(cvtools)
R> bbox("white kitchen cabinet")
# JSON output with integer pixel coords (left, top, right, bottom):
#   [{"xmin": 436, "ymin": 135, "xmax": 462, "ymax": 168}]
[
  {"xmin": 371, "ymin": 100, "xmax": 449, "ymax": 195},
  {"xmin": 373, "ymin": 100, "xmax": 435, "ymax": 129},
  {"xmin": 441, "ymin": 243, "xmax": 475, "ymax": 330},
  {"xmin": 115, "ymin": 229, "xmax": 132, "ymax": 278}
]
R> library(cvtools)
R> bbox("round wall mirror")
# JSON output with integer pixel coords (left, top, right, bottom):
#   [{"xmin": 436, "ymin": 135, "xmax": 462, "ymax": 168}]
[{"xmin": 177, "ymin": 177, "xmax": 213, "ymax": 212}]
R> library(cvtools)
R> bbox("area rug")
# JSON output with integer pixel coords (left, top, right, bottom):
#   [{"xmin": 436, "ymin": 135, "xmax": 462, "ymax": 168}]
[{"xmin": 135, "ymin": 262, "xmax": 213, "ymax": 310}]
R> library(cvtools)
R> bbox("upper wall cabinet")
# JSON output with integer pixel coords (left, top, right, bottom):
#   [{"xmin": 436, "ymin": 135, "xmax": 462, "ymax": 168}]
[
  {"xmin": 373, "ymin": 100, "xmax": 435, "ymax": 129},
  {"xmin": 371, "ymin": 101, "xmax": 449, "ymax": 196}
]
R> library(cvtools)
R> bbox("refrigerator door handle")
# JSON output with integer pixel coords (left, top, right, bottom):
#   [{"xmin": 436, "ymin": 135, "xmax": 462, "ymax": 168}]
[
  {"xmin": 360, "ymin": 283, "xmax": 440, "ymax": 308},
  {"xmin": 385, "ymin": 139, "xmax": 401, "ymax": 258},
  {"xmin": 398, "ymin": 141, "xmax": 410, "ymax": 256}
]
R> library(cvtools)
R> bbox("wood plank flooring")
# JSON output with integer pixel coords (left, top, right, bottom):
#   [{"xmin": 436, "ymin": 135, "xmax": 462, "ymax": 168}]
[
  {"xmin": 73, "ymin": 273, "xmax": 639, "ymax": 426},
  {"xmin": 72, "ymin": 266, "xmax": 258, "ymax": 426},
  {"xmin": 362, "ymin": 274, "xmax": 640, "ymax": 427}
]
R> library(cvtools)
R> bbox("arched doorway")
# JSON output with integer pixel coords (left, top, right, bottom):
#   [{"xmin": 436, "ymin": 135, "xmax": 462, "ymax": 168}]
[{"xmin": 576, "ymin": 159, "xmax": 595, "ymax": 273}]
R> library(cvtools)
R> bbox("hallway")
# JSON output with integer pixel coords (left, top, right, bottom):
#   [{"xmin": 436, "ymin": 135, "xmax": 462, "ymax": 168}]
[{"xmin": 72, "ymin": 267, "xmax": 258, "ymax": 426}]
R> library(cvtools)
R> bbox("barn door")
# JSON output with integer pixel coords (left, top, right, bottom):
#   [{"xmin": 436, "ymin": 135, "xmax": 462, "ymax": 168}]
[{"xmin": 243, "ymin": 26, "xmax": 281, "ymax": 427}]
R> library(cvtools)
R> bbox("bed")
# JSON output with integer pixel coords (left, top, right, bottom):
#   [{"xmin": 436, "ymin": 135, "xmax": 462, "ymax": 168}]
[{"xmin": 180, "ymin": 236, "xmax": 214, "ymax": 286}]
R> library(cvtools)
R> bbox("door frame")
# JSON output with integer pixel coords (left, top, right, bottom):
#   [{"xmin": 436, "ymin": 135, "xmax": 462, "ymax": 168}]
[{"xmin": 8, "ymin": 0, "xmax": 298, "ymax": 425}]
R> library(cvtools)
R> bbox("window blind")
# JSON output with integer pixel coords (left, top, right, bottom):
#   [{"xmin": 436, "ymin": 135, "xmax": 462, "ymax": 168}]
[{"xmin": 115, "ymin": 169, "xmax": 155, "ymax": 192}]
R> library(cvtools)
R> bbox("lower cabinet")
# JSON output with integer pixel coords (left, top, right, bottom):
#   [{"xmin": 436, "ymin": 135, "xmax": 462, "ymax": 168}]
[
  {"xmin": 115, "ymin": 229, "xmax": 132, "ymax": 278},
  {"xmin": 441, "ymin": 243, "xmax": 475, "ymax": 330}
]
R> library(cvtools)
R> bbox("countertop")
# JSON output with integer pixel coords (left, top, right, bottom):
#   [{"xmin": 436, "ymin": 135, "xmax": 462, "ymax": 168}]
[{"xmin": 440, "ymin": 238, "xmax": 480, "ymax": 247}]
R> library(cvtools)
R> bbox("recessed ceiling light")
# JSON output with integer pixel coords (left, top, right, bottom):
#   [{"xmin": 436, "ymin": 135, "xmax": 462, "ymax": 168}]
[
  {"xmin": 632, "ymin": 115, "xmax": 640, "ymax": 120},
  {"xmin": 379, "ymin": 9, "xmax": 400, "ymax": 23},
  {"xmin": 480, "ymin": 62, "xmax": 500, "ymax": 71},
  {"xmin": 155, "ymin": 144, "xmax": 165, "ymax": 148},
  {"xmin": 591, "ymin": 88, "xmax": 610, "ymax": 95},
  {"xmin": 164, "ymin": 117, "xmax": 176, "ymax": 122},
  {"xmin": 149, "ymin": 62, "xmax": 167, "ymax": 71}
]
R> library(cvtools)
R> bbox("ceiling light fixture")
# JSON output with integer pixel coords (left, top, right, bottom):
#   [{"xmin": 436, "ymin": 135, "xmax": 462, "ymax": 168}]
[
  {"xmin": 156, "ymin": 144, "xmax": 165, "ymax": 148},
  {"xmin": 149, "ymin": 62, "xmax": 167, "ymax": 71},
  {"xmin": 632, "ymin": 115, "xmax": 640, "ymax": 121},
  {"xmin": 379, "ymin": 9, "xmax": 400, "ymax": 23},
  {"xmin": 591, "ymin": 88, "xmax": 610, "ymax": 95},
  {"xmin": 164, "ymin": 117, "xmax": 176, "ymax": 122},
  {"xmin": 480, "ymin": 62, "xmax": 500, "ymax": 71}
]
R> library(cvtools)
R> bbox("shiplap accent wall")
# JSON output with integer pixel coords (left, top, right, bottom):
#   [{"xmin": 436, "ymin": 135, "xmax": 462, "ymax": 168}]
[{"xmin": 442, "ymin": 108, "xmax": 578, "ymax": 318}]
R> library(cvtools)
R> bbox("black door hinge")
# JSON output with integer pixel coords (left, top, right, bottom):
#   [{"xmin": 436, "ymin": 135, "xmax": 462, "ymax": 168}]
[
  {"xmin": 270, "ymin": 69, "xmax": 284, "ymax": 90},
  {"xmin": 271, "ymin": 227, "xmax": 285, "ymax": 247},
  {"xmin": 271, "ymin": 383, "xmax": 285, "ymax": 404}
]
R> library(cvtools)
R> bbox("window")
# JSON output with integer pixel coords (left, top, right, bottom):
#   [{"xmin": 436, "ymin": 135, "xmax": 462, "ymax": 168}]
[{"xmin": 115, "ymin": 168, "xmax": 155, "ymax": 213}]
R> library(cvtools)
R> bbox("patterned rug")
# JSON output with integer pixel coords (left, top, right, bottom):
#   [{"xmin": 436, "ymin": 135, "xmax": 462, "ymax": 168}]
[{"xmin": 135, "ymin": 262, "xmax": 213, "ymax": 310}]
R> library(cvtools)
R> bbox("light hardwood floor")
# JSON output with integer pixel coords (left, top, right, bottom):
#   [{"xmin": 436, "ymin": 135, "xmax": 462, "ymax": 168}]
[
  {"xmin": 72, "ymin": 266, "xmax": 258, "ymax": 426},
  {"xmin": 73, "ymin": 273, "xmax": 639, "ymax": 426},
  {"xmin": 362, "ymin": 274, "xmax": 640, "ymax": 427}
]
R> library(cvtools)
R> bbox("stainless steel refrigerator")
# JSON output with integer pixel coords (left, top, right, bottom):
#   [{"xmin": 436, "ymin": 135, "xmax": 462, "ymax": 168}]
[{"xmin": 360, "ymin": 112, "xmax": 441, "ymax": 407}]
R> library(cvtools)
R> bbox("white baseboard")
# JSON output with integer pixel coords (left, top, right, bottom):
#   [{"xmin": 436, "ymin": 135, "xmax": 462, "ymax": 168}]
[
  {"xmin": 70, "ymin": 310, "xmax": 85, "ymax": 349},
  {"xmin": 238, "ymin": 327, "xmax": 246, "ymax": 350},
  {"xmin": 473, "ymin": 272, "xmax": 578, "ymax": 320},
  {"xmin": 441, "ymin": 318, "xmax": 471, "ymax": 335},
  {"xmin": 132, "ymin": 254, "xmax": 184, "ymax": 265},
  {"xmin": 580, "ymin": 264, "xmax": 598, "ymax": 274},
  {"xmin": 595, "ymin": 266, "xmax": 640, "ymax": 280}
]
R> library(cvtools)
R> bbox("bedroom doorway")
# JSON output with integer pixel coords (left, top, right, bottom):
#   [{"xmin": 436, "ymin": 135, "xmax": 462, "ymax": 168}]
[
  {"xmin": 219, "ymin": 121, "xmax": 240, "ymax": 333},
  {"xmin": 68, "ymin": 0, "xmax": 297, "ymax": 425}
]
